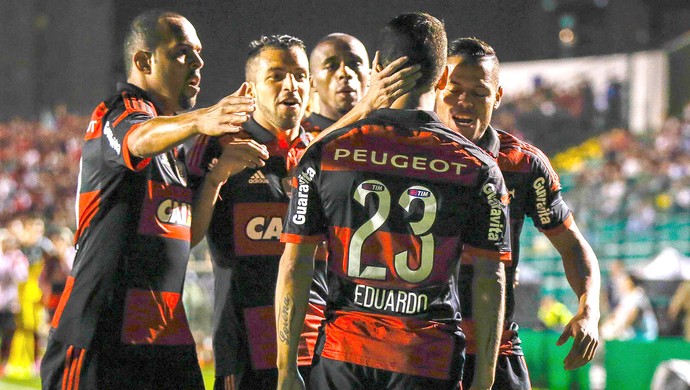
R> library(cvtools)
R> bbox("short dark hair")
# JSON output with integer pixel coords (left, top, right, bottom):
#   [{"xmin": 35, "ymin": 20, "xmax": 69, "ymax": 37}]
[
  {"xmin": 377, "ymin": 12, "xmax": 447, "ymax": 91},
  {"xmin": 245, "ymin": 35, "xmax": 306, "ymax": 81},
  {"xmin": 123, "ymin": 10, "xmax": 182, "ymax": 76},
  {"xmin": 448, "ymin": 37, "xmax": 500, "ymax": 79}
]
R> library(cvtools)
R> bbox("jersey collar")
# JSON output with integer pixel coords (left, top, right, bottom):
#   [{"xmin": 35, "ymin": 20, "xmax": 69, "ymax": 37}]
[
  {"xmin": 367, "ymin": 108, "xmax": 443, "ymax": 126},
  {"xmin": 476, "ymin": 125, "xmax": 500, "ymax": 159},
  {"xmin": 116, "ymin": 82, "xmax": 165, "ymax": 115}
]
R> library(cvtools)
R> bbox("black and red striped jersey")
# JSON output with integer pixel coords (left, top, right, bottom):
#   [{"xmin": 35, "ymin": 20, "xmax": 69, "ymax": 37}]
[
  {"xmin": 43, "ymin": 82, "xmax": 198, "ymax": 388},
  {"xmin": 281, "ymin": 109, "xmax": 511, "ymax": 380},
  {"xmin": 301, "ymin": 112, "xmax": 335, "ymax": 136},
  {"xmin": 185, "ymin": 118, "xmax": 325, "ymax": 374},
  {"xmin": 460, "ymin": 126, "xmax": 573, "ymax": 356}
]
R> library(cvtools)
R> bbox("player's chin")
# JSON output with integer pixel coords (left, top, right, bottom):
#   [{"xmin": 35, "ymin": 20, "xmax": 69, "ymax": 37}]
[{"xmin": 179, "ymin": 95, "xmax": 197, "ymax": 111}]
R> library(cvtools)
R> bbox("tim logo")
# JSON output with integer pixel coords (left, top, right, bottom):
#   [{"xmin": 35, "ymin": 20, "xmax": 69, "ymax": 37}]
[
  {"xmin": 361, "ymin": 183, "xmax": 384, "ymax": 192},
  {"xmin": 407, "ymin": 188, "xmax": 430, "ymax": 197}
]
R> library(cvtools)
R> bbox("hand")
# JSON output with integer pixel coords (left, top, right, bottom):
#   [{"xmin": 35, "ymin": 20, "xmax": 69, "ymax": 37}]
[
  {"xmin": 556, "ymin": 310, "xmax": 600, "ymax": 370},
  {"xmin": 195, "ymin": 83, "xmax": 255, "ymax": 136},
  {"xmin": 277, "ymin": 369, "xmax": 305, "ymax": 390},
  {"xmin": 206, "ymin": 137, "xmax": 269, "ymax": 186},
  {"xmin": 361, "ymin": 52, "xmax": 423, "ymax": 110}
]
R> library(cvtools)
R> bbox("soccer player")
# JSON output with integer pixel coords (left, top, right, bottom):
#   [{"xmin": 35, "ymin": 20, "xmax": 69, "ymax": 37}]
[
  {"xmin": 186, "ymin": 34, "xmax": 313, "ymax": 390},
  {"xmin": 435, "ymin": 37, "xmax": 601, "ymax": 389},
  {"xmin": 40, "ymin": 10, "xmax": 268, "ymax": 389},
  {"xmin": 276, "ymin": 13, "xmax": 511, "ymax": 390},
  {"xmin": 302, "ymin": 33, "xmax": 370, "ymax": 134}
]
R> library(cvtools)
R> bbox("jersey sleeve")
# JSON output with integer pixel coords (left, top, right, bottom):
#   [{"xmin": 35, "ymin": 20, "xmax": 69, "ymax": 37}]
[
  {"xmin": 525, "ymin": 151, "xmax": 573, "ymax": 235},
  {"xmin": 102, "ymin": 104, "xmax": 152, "ymax": 172},
  {"xmin": 461, "ymin": 164, "xmax": 512, "ymax": 263},
  {"xmin": 281, "ymin": 146, "xmax": 328, "ymax": 244}
]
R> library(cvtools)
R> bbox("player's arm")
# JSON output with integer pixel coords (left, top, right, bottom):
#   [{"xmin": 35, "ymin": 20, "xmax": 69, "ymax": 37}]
[
  {"xmin": 190, "ymin": 138, "xmax": 268, "ymax": 246},
  {"xmin": 275, "ymin": 242, "xmax": 317, "ymax": 390},
  {"xmin": 469, "ymin": 255, "xmax": 506, "ymax": 390},
  {"xmin": 313, "ymin": 54, "xmax": 422, "ymax": 142},
  {"xmin": 548, "ymin": 220, "xmax": 601, "ymax": 370},
  {"xmin": 127, "ymin": 84, "xmax": 255, "ymax": 158},
  {"xmin": 668, "ymin": 282, "xmax": 690, "ymax": 320}
]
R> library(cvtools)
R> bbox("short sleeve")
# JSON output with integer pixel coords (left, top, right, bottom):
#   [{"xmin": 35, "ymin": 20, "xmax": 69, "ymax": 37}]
[
  {"xmin": 525, "ymin": 153, "xmax": 573, "ymax": 235},
  {"xmin": 281, "ymin": 146, "xmax": 328, "ymax": 244},
  {"xmin": 461, "ymin": 164, "xmax": 512, "ymax": 263}
]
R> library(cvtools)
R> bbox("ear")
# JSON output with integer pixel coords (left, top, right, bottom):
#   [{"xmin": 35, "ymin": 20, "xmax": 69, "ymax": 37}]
[
  {"xmin": 493, "ymin": 85, "xmax": 504, "ymax": 110},
  {"xmin": 436, "ymin": 65, "xmax": 449, "ymax": 91},
  {"xmin": 245, "ymin": 81, "xmax": 256, "ymax": 98},
  {"xmin": 309, "ymin": 75, "xmax": 316, "ymax": 91},
  {"xmin": 133, "ymin": 50, "xmax": 152, "ymax": 74}
]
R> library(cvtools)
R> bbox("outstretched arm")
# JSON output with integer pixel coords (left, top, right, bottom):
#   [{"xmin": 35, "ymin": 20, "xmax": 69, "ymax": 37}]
[
  {"xmin": 127, "ymin": 83, "xmax": 255, "ymax": 158},
  {"xmin": 275, "ymin": 242, "xmax": 318, "ymax": 390},
  {"xmin": 548, "ymin": 220, "xmax": 601, "ymax": 370},
  {"xmin": 470, "ymin": 257, "xmax": 506, "ymax": 390}
]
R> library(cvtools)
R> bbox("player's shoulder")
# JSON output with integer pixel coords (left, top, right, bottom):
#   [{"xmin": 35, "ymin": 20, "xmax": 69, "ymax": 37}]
[{"xmin": 496, "ymin": 128, "xmax": 555, "ymax": 174}]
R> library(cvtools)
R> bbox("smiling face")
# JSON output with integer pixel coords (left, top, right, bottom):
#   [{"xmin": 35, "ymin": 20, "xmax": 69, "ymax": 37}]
[
  {"xmin": 250, "ymin": 47, "xmax": 310, "ymax": 134},
  {"xmin": 310, "ymin": 35, "xmax": 369, "ymax": 121},
  {"xmin": 147, "ymin": 16, "xmax": 204, "ymax": 114},
  {"xmin": 436, "ymin": 55, "xmax": 502, "ymax": 141}
]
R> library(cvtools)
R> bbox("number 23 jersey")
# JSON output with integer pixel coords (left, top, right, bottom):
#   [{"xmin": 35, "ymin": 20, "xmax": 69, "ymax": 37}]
[{"xmin": 282, "ymin": 109, "xmax": 511, "ymax": 379}]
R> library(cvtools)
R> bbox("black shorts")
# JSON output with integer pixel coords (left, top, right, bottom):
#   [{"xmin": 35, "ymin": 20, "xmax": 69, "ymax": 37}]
[
  {"xmin": 310, "ymin": 355, "xmax": 461, "ymax": 390},
  {"xmin": 41, "ymin": 333, "xmax": 204, "ymax": 390},
  {"xmin": 214, "ymin": 368, "xmax": 278, "ymax": 390},
  {"xmin": 462, "ymin": 354, "xmax": 531, "ymax": 390}
]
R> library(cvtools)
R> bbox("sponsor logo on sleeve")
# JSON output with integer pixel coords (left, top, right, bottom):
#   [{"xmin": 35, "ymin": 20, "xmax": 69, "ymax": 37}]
[
  {"xmin": 483, "ymin": 183, "xmax": 507, "ymax": 241},
  {"xmin": 533, "ymin": 177, "xmax": 552, "ymax": 224},
  {"xmin": 292, "ymin": 167, "xmax": 316, "ymax": 225},
  {"xmin": 103, "ymin": 122, "xmax": 121, "ymax": 155}
]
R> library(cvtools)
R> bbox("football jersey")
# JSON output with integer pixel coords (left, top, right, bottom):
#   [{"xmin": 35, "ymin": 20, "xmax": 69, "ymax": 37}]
[
  {"xmin": 459, "ymin": 126, "xmax": 573, "ymax": 355},
  {"xmin": 301, "ymin": 112, "xmax": 335, "ymax": 136},
  {"xmin": 185, "ymin": 118, "xmax": 327, "ymax": 375},
  {"xmin": 282, "ymin": 109, "xmax": 511, "ymax": 380},
  {"xmin": 42, "ymin": 82, "xmax": 199, "ymax": 388}
]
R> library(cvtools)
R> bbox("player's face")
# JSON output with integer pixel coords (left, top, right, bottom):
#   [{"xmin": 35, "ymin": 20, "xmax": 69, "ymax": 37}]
[
  {"xmin": 252, "ymin": 47, "xmax": 310, "ymax": 133},
  {"xmin": 436, "ymin": 55, "xmax": 502, "ymax": 141},
  {"xmin": 311, "ymin": 38, "xmax": 369, "ymax": 121},
  {"xmin": 148, "ymin": 16, "xmax": 204, "ymax": 114}
]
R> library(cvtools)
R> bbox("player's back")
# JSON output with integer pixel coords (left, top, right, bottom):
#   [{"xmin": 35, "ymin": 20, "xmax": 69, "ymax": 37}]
[{"xmin": 285, "ymin": 108, "xmax": 511, "ymax": 379}]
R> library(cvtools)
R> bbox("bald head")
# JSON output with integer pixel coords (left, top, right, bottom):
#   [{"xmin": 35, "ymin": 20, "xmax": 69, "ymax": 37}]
[
  {"xmin": 309, "ymin": 33, "xmax": 370, "ymax": 120},
  {"xmin": 123, "ymin": 10, "xmax": 184, "ymax": 76}
]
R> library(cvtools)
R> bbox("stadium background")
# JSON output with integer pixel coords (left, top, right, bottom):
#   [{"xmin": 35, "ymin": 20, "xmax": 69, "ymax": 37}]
[{"xmin": 0, "ymin": 0, "xmax": 688, "ymax": 388}]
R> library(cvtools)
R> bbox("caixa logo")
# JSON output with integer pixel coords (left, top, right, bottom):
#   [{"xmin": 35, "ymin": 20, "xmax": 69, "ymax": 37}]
[
  {"xmin": 156, "ymin": 199, "xmax": 192, "ymax": 227},
  {"xmin": 245, "ymin": 216, "xmax": 283, "ymax": 241}
]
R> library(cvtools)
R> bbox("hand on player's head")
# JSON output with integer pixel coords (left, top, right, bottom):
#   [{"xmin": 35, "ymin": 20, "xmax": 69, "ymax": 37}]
[{"xmin": 361, "ymin": 53, "xmax": 423, "ymax": 110}]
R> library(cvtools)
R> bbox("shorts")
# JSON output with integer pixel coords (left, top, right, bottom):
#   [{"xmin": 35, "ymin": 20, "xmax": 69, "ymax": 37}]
[
  {"xmin": 310, "ymin": 355, "xmax": 461, "ymax": 390},
  {"xmin": 41, "ymin": 333, "xmax": 204, "ymax": 390},
  {"xmin": 214, "ymin": 368, "xmax": 277, "ymax": 390},
  {"xmin": 462, "ymin": 353, "xmax": 531, "ymax": 390}
]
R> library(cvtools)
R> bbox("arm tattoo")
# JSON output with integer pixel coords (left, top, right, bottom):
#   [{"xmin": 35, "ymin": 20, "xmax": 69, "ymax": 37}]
[{"xmin": 278, "ymin": 294, "xmax": 294, "ymax": 344}]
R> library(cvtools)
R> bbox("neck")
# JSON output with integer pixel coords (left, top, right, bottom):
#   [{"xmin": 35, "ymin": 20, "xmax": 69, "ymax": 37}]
[
  {"xmin": 317, "ymin": 106, "xmax": 342, "ymax": 122},
  {"xmin": 127, "ymin": 76, "xmax": 176, "ymax": 115},
  {"xmin": 390, "ymin": 89, "xmax": 436, "ymax": 111},
  {"xmin": 254, "ymin": 116, "xmax": 301, "ymax": 141}
]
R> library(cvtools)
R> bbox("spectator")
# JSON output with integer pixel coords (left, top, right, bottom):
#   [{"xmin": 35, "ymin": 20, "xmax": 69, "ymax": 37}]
[
  {"xmin": 601, "ymin": 272, "xmax": 658, "ymax": 341},
  {"xmin": 668, "ymin": 280, "xmax": 690, "ymax": 341},
  {"xmin": 0, "ymin": 230, "xmax": 29, "ymax": 376}
]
